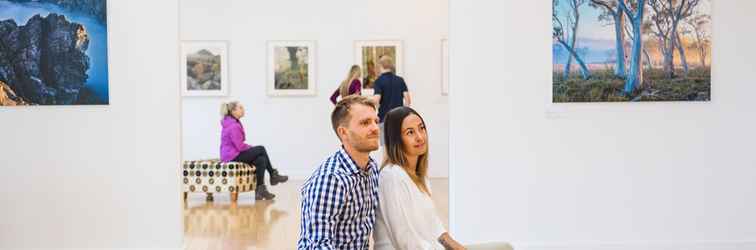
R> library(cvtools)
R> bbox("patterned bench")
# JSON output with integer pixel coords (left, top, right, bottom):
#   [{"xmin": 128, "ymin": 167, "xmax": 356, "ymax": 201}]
[{"xmin": 182, "ymin": 160, "xmax": 256, "ymax": 202}]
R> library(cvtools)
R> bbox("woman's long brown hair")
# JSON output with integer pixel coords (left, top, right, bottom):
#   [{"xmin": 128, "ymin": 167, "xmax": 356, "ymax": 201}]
[{"xmin": 381, "ymin": 106, "xmax": 430, "ymax": 196}]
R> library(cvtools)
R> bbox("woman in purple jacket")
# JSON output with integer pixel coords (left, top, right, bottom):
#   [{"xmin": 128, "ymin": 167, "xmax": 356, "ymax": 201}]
[
  {"xmin": 329, "ymin": 65, "xmax": 362, "ymax": 104},
  {"xmin": 220, "ymin": 101, "xmax": 288, "ymax": 200}
]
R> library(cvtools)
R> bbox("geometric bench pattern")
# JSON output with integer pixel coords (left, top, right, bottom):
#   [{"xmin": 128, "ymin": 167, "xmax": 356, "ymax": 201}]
[{"xmin": 182, "ymin": 159, "xmax": 256, "ymax": 202}]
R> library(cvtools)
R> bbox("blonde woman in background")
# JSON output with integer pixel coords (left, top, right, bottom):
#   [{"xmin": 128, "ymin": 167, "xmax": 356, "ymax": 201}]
[
  {"xmin": 329, "ymin": 65, "xmax": 362, "ymax": 104},
  {"xmin": 219, "ymin": 101, "xmax": 288, "ymax": 200}
]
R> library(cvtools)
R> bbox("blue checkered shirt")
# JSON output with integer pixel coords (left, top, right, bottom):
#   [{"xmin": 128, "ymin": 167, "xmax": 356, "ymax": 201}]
[{"xmin": 297, "ymin": 148, "xmax": 380, "ymax": 250}]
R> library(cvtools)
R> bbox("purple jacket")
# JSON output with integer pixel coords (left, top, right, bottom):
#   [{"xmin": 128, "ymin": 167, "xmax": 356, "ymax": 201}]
[
  {"xmin": 330, "ymin": 79, "xmax": 362, "ymax": 104},
  {"xmin": 220, "ymin": 116, "xmax": 251, "ymax": 162}
]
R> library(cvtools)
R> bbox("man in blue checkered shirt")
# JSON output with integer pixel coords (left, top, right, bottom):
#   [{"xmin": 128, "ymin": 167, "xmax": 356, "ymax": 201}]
[{"xmin": 298, "ymin": 95, "xmax": 381, "ymax": 249}]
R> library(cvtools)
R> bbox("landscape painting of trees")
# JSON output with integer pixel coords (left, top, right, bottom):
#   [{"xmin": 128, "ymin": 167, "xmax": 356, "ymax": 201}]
[
  {"xmin": 553, "ymin": 0, "xmax": 711, "ymax": 102},
  {"xmin": 267, "ymin": 41, "xmax": 316, "ymax": 96}
]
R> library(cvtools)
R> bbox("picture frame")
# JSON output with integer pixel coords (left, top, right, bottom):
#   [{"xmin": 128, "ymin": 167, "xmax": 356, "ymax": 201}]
[
  {"xmin": 1, "ymin": 0, "xmax": 110, "ymax": 105},
  {"xmin": 354, "ymin": 40, "xmax": 404, "ymax": 91},
  {"xmin": 180, "ymin": 41, "xmax": 230, "ymax": 97},
  {"xmin": 267, "ymin": 40, "xmax": 317, "ymax": 96}
]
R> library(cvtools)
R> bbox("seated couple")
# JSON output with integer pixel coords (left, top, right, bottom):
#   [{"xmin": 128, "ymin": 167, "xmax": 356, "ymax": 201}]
[
  {"xmin": 219, "ymin": 101, "xmax": 289, "ymax": 200},
  {"xmin": 297, "ymin": 96, "xmax": 465, "ymax": 250}
]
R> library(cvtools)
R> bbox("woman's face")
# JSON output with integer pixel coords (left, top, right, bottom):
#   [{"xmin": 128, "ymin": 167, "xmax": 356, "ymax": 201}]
[
  {"xmin": 400, "ymin": 114, "xmax": 427, "ymax": 157},
  {"xmin": 353, "ymin": 69, "xmax": 362, "ymax": 79},
  {"xmin": 231, "ymin": 104, "xmax": 245, "ymax": 119}
]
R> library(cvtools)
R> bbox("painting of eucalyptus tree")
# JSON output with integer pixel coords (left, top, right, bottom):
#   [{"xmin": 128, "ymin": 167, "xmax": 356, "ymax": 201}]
[
  {"xmin": 267, "ymin": 40, "xmax": 316, "ymax": 96},
  {"xmin": 552, "ymin": 0, "xmax": 711, "ymax": 102},
  {"xmin": 0, "ymin": 0, "xmax": 109, "ymax": 106}
]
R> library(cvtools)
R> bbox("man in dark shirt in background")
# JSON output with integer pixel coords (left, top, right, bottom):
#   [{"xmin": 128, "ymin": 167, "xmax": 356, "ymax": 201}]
[{"xmin": 373, "ymin": 55, "xmax": 411, "ymax": 145}]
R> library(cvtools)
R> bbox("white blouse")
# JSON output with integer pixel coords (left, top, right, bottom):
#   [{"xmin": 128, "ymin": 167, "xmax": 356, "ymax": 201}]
[{"xmin": 373, "ymin": 164, "xmax": 447, "ymax": 250}]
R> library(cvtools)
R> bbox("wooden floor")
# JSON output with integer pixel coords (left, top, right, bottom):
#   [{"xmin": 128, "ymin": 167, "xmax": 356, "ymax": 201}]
[{"xmin": 183, "ymin": 178, "xmax": 449, "ymax": 250}]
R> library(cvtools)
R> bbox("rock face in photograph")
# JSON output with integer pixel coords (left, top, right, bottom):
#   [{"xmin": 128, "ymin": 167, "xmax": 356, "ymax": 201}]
[
  {"xmin": 6, "ymin": 0, "xmax": 107, "ymax": 24},
  {"xmin": 0, "ymin": 13, "xmax": 93, "ymax": 105},
  {"xmin": 186, "ymin": 49, "xmax": 222, "ymax": 91},
  {"xmin": 0, "ymin": 80, "xmax": 29, "ymax": 106}
]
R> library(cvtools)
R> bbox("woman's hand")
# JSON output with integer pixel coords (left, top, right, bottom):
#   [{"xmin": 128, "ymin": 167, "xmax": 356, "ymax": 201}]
[{"xmin": 439, "ymin": 232, "xmax": 467, "ymax": 250}]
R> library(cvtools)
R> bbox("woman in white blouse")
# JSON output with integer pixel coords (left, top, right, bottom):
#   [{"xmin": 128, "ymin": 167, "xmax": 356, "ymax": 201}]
[{"xmin": 374, "ymin": 107, "xmax": 465, "ymax": 250}]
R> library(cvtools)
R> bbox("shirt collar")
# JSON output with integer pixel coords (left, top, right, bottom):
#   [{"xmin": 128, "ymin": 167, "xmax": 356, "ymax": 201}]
[
  {"xmin": 379, "ymin": 71, "xmax": 394, "ymax": 77},
  {"xmin": 337, "ymin": 147, "xmax": 376, "ymax": 176}
]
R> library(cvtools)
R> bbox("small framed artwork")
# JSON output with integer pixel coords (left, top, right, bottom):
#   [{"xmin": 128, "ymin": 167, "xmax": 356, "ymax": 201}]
[
  {"xmin": 180, "ymin": 41, "xmax": 229, "ymax": 96},
  {"xmin": 441, "ymin": 39, "xmax": 449, "ymax": 95},
  {"xmin": 267, "ymin": 40, "xmax": 316, "ymax": 96},
  {"xmin": 354, "ymin": 40, "xmax": 403, "ymax": 91}
]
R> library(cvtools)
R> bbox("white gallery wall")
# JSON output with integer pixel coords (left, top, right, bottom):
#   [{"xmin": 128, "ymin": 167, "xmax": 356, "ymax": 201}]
[
  {"xmin": 0, "ymin": 0, "xmax": 183, "ymax": 249},
  {"xmin": 180, "ymin": 0, "xmax": 450, "ymax": 178},
  {"xmin": 449, "ymin": 1, "xmax": 756, "ymax": 249}
]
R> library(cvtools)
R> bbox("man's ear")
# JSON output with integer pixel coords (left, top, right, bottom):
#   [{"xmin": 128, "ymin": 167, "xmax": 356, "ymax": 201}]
[{"xmin": 337, "ymin": 126, "xmax": 348, "ymax": 141}]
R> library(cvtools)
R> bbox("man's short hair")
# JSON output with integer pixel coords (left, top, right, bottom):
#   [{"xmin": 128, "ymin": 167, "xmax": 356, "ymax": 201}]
[
  {"xmin": 331, "ymin": 95, "xmax": 377, "ymax": 139},
  {"xmin": 379, "ymin": 55, "xmax": 394, "ymax": 71}
]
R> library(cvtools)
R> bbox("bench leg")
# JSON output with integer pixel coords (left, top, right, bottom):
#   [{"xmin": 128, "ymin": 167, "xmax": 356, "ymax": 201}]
[
  {"xmin": 205, "ymin": 193, "xmax": 214, "ymax": 202},
  {"xmin": 231, "ymin": 192, "xmax": 239, "ymax": 202}
]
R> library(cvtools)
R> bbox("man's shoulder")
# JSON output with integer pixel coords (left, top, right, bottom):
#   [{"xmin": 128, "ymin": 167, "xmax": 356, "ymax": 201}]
[
  {"xmin": 383, "ymin": 73, "xmax": 405, "ymax": 86},
  {"xmin": 394, "ymin": 75, "xmax": 407, "ymax": 86},
  {"xmin": 305, "ymin": 152, "xmax": 351, "ymax": 185},
  {"xmin": 376, "ymin": 72, "xmax": 397, "ymax": 80},
  {"xmin": 374, "ymin": 75, "xmax": 386, "ymax": 85}
]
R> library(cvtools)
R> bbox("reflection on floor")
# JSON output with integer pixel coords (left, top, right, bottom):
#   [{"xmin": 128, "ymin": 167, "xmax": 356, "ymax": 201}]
[{"xmin": 183, "ymin": 178, "xmax": 449, "ymax": 250}]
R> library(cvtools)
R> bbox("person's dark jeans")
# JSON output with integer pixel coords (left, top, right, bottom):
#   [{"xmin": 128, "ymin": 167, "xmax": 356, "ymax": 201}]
[{"xmin": 233, "ymin": 146, "xmax": 274, "ymax": 186}]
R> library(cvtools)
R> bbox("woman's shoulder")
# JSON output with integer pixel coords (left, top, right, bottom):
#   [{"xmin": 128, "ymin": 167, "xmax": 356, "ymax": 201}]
[
  {"xmin": 222, "ymin": 118, "xmax": 241, "ymax": 129},
  {"xmin": 379, "ymin": 164, "xmax": 409, "ymax": 182},
  {"xmin": 380, "ymin": 163, "xmax": 401, "ymax": 173},
  {"xmin": 350, "ymin": 79, "xmax": 362, "ymax": 90}
]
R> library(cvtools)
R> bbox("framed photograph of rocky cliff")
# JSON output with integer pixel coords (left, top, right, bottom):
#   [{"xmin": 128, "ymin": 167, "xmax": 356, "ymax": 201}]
[
  {"xmin": 354, "ymin": 40, "xmax": 403, "ymax": 92},
  {"xmin": 0, "ymin": 0, "xmax": 109, "ymax": 106},
  {"xmin": 267, "ymin": 40, "xmax": 316, "ymax": 96},
  {"xmin": 181, "ymin": 41, "xmax": 229, "ymax": 97}
]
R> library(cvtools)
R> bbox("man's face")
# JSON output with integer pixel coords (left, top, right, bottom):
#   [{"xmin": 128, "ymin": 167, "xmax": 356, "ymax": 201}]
[{"xmin": 341, "ymin": 104, "xmax": 380, "ymax": 154}]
